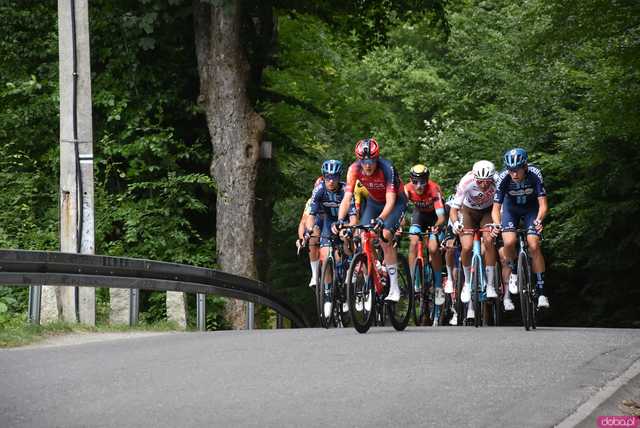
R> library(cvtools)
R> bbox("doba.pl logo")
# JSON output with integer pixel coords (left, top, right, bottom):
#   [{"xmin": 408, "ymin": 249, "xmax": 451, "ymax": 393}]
[{"xmin": 597, "ymin": 416, "xmax": 639, "ymax": 427}]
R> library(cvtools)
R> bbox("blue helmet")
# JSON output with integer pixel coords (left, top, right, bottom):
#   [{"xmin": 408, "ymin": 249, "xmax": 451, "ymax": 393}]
[
  {"xmin": 503, "ymin": 148, "xmax": 528, "ymax": 170},
  {"xmin": 321, "ymin": 159, "xmax": 343, "ymax": 176}
]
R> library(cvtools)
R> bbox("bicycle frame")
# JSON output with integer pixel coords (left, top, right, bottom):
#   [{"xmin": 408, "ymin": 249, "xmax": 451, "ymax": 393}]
[
  {"xmin": 358, "ymin": 227, "xmax": 385, "ymax": 295},
  {"xmin": 462, "ymin": 227, "xmax": 494, "ymax": 302}
]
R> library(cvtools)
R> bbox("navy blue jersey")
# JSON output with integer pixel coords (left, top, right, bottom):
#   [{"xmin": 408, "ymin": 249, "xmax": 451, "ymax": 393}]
[
  {"xmin": 309, "ymin": 181, "xmax": 354, "ymax": 219},
  {"xmin": 494, "ymin": 165, "xmax": 547, "ymax": 206}
]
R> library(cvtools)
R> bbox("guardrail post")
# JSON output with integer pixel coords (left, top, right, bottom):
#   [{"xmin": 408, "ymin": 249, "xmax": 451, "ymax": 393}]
[
  {"xmin": 129, "ymin": 288, "xmax": 139, "ymax": 326},
  {"xmin": 28, "ymin": 285, "xmax": 42, "ymax": 324},
  {"xmin": 197, "ymin": 293, "xmax": 206, "ymax": 331},
  {"xmin": 246, "ymin": 302, "xmax": 254, "ymax": 330}
]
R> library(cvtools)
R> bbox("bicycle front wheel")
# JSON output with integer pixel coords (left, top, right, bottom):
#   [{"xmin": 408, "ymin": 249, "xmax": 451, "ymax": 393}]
[
  {"xmin": 389, "ymin": 254, "xmax": 413, "ymax": 331},
  {"xmin": 412, "ymin": 259, "xmax": 426, "ymax": 326},
  {"xmin": 517, "ymin": 251, "xmax": 530, "ymax": 331},
  {"xmin": 318, "ymin": 257, "xmax": 336, "ymax": 329},
  {"xmin": 471, "ymin": 255, "xmax": 482, "ymax": 328},
  {"xmin": 347, "ymin": 252, "xmax": 374, "ymax": 334}
]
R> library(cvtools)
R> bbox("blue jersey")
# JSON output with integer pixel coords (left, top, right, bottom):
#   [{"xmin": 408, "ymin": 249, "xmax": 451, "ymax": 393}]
[
  {"xmin": 494, "ymin": 165, "xmax": 547, "ymax": 207},
  {"xmin": 309, "ymin": 181, "xmax": 354, "ymax": 220}
]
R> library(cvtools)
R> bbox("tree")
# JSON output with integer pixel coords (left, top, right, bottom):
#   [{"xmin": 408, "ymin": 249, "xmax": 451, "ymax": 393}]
[{"xmin": 194, "ymin": 1, "xmax": 267, "ymax": 328}]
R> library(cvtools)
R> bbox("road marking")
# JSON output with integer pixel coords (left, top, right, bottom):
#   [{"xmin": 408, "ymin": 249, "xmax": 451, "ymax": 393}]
[{"xmin": 556, "ymin": 357, "xmax": 640, "ymax": 427}]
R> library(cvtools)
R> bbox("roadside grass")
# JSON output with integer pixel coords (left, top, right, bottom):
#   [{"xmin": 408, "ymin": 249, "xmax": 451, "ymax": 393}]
[{"xmin": 0, "ymin": 316, "xmax": 182, "ymax": 348}]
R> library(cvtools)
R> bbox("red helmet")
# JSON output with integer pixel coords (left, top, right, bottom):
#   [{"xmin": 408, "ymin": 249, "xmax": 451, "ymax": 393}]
[{"xmin": 355, "ymin": 138, "xmax": 380, "ymax": 160}]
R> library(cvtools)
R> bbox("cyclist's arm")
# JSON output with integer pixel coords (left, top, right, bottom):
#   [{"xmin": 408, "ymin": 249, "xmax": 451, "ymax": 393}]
[
  {"xmin": 379, "ymin": 191, "xmax": 397, "ymax": 220},
  {"xmin": 435, "ymin": 213, "xmax": 446, "ymax": 227},
  {"xmin": 298, "ymin": 212, "xmax": 308, "ymax": 240},
  {"xmin": 449, "ymin": 206, "xmax": 460, "ymax": 225},
  {"xmin": 305, "ymin": 213, "xmax": 316, "ymax": 234},
  {"xmin": 536, "ymin": 196, "xmax": 548, "ymax": 223},
  {"xmin": 338, "ymin": 190, "xmax": 353, "ymax": 221},
  {"xmin": 492, "ymin": 202, "xmax": 502, "ymax": 226}
]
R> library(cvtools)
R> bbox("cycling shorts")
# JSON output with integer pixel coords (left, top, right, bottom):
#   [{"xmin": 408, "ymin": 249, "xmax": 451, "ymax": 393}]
[
  {"xmin": 501, "ymin": 202, "xmax": 540, "ymax": 236},
  {"xmin": 460, "ymin": 204, "xmax": 492, "ymax": 234},
  {"xmin": 360, "ymin": 193, "xmax": 407, "ymax": 232}
]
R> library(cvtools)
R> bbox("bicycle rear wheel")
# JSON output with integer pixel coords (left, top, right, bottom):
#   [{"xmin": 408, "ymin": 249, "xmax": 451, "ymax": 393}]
[
  {"xmin": 517, "ymin": 251, "xmax": 530, "ymax": 331},
  {"xmin": 412, "ymin": 259, "xmax": 426, "ymax": 326},
  {"xmin": 389, "ymin": 254, "xmax": 413, "ymax": 331},
  {"xmin": 525, "ymin": 259, "xmax": 537, "ymax": 330},
  {"xmin": 347, "ymin": 252, "xmax": 374, "ymax": 333}
]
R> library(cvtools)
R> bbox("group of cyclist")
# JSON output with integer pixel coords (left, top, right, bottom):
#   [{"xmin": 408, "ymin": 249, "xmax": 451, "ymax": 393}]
[{"xmin": 297, "ymin": 138, "xmax": 549, "ymax": 324}]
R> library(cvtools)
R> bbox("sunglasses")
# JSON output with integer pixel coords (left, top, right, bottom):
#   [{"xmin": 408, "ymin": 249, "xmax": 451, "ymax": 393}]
[
  {"xmin": 475, "ymin": 179, "xmax": 493, "ymax": 185},
  {"xmin": 360, "ymin": 159, "xmax": 376, "ymax": 166},
  {"xmin": 411, "ymin": 179, "xmax": 427, "ymax": 186},
  {"xmin": 323, "ymin": 174, "xmax": 340, "ymax": 181}
]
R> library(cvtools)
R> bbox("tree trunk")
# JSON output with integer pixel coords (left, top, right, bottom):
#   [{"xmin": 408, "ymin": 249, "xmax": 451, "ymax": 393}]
[{"xmin": 194, "ymin": 0, "xmax": 265, "ymax": 329}]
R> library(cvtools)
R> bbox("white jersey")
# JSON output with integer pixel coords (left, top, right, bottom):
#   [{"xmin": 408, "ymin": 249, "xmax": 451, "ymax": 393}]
[{"xmin": 451, "ymin": 171, "xmax": 496, "ymax": 210}]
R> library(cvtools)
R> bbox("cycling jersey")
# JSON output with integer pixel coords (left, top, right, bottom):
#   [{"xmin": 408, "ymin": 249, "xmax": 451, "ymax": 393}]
[
  {"xmin": 309, "ymin": 181, "xmax": 354, "ymax": 220},
  {"xmin": 345, "ymin": 158, "xmax": 403, "ymax": 204},
  {"xmin": 405, "ymin": 181, "xmax": 445, "ymax": 216},
  {"xmin": 353, "ymin": 180, "xmax": 369, "ymax": 209},
  {"xmin": 451, "ymin": 171, "xmax": 496, "ymax": 210},
  {"xmin": 494, "ymin": 165, "xmax": 546, "ymax": 207}
]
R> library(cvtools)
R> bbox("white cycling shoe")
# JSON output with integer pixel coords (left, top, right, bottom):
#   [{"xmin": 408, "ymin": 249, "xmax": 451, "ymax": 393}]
[
  {"xmin": 342, "ymin": 302, "xmax": 349, "ymax": 313},
  {"xmin": 309, "ymin": 278, "xmax": 316, "ymax": 288},
  {"xmin": 461, "ymin": 283, "xmax": 471, "ymax": 303},
  {"xmin": 324, "ymin": 302, "xmax": 332, "ymax": 318},
  {"xmin": 444, "ymin": 278, "xmax": 454, "ymax": 294},
  {"xmin": 466, "ymin": 305, "xmax": 475, "ymax": 319},
  {"xmin": 503, "ymin": 297, "xmax": 515, "ymax": 311},
  {"xmin": 538, "ymin": 295, "xmax": 550, "ymax": 309},
  {"xmin": 486, "ymin": 284, "xmax": 498, "ymax": 298},
  {"xmin": 385, "ymin": 284, "xmax": 401, "ymax": 302},
  {"xmin": 508, "ymin": 274, "xmax": 518, "ymax": 294},
  {"xmin": 449, "ymin": 312, "xmax": 458, "ymax": 326},
  {"xmin": 435, "ymin": 288, "xmax": 445, "ymax": 305}
]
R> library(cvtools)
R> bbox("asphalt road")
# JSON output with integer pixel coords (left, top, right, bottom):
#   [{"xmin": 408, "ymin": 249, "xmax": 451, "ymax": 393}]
[{"xmin": 1, "ymin": 327, "xmax": 639, "ymax": 428}]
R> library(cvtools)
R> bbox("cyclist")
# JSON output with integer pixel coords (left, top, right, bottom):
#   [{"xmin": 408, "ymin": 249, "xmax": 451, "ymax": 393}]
[
  {"xmin": 450, "ymin": 160, "xmax": 499, "ymax": 319},
  {"xmin": 306, "ymin": 159, "xmax": 356, "ymax": 316},
  {"xmin": 335, "ymin": 138, "xmax": 407, "ymax": 302},
  {"xmin": 491, "ymin": 148, "xmax": 549, "ymax": 308},
  {"xmin": 297, "ymin": 196, "xmax": 321, "ymax": 288},
  {"xmin": 404, "ymin": 164, "xmax": 446, "ymax": 304}
]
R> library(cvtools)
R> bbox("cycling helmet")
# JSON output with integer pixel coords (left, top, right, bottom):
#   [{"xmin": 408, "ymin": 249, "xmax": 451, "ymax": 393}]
[
  {"xmin": 472, "ymin": 160, "xmax": 495, "ymax": 180},
  {"xmin": 503, "ymin": 148, "xmax": 528, "ymax": 170},
  {"xmin": 355, "ymin": 138, "xmax": 380, "ymax": 160},
  {"xmin": 409, "ymin": 164, "xmax": 430, "ymax": 181},
  {"xmin": 321, "ymin": 159, "xmax": 343, "ymax": 176}
]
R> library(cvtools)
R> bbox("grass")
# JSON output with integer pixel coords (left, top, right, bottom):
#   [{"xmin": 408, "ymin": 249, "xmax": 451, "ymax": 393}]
[{"xmin": 0, "ymin": 317, "xmax": 183, "ymax": 348}]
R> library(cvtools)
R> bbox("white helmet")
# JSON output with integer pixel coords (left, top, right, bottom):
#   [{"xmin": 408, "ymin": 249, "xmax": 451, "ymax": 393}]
[{"xmin": 472, "ymin": 160, "xmax": 495, "ymax": 180}]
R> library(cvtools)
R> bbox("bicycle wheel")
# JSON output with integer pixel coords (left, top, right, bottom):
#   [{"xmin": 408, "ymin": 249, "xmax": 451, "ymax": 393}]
[
  {"xmin": 471, "ymin": 255, "xmax": 482, "ymax": 328},
  {"xmin": 389, "ymin": 254, "xmax": 413, "ymax": 331},
  {"xmin": 454, "ymin": 265, "xmax": 464, "ymax": 326},
  {"xmin": 517, "ymin": 251, "xmax": 530, "ymax": 331},
  {"xmin": 318, "ymin": 257, "xmax": 336, "ymax": 329},
  {"xmin": 412, "ymin": 259, "xmax": 426, "ymax": 326},
  {"xmin": 347, "ymin": 252, "xmax": 374, "ymax": 333},
  {"xmin": 525, "ymin": 258, "xmax": 537, "ymax": 330}
]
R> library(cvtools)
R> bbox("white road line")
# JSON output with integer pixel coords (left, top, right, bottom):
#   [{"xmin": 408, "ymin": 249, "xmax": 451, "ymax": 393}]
[{"xmin": 556, "ymin": 358, "xmax": 640, "ymax": 427}]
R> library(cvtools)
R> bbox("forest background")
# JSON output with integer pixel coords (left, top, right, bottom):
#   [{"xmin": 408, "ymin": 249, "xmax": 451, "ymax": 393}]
[{"xmin": 1, "ymin": 0, "xmax": 638, "ymax": 329}]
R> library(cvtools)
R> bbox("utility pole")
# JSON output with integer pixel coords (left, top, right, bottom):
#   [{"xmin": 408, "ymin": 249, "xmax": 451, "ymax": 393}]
[{"xmin": 42, "ymin": 0, "xmax": 95, "ymax": 324}]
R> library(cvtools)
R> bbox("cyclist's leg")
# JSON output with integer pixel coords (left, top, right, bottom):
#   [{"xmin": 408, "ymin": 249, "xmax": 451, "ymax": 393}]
[
  {"xmin": 501, "ymin": 204, "xmax": 520, "ymax": 295},
  {"xmin": 381, "ymin": 194, "xmax": 407, "ymax": 301},
  {"xmin": 480, "ymin": 208, "xmax": 498, "ymax": 297},
  {"xmin": 308, "ymin": 216, "xmax": 322, "ymax": 287},
  {"xmin": 407, "ymin": 209, "xmax": 424, "ymax": 273},
  {"xmin": 459, "ymin": 206, "xmax": 477, "ymax": 302},
  {"xmin": 523, "ymin": 208, "xmax": 548, "ymax": 306},
  {"xmin": 423, "ymin": 211, "xmax": 442, "ymax": 290},
  {"xmin": 444, "ymin": 233, "xmax": 456, "ymax": 293}
]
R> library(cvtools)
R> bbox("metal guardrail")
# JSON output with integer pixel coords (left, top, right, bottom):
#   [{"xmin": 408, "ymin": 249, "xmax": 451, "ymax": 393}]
[{"xmin": 0, "ymin": 249, "xmax": 307, "ymax": 328}]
